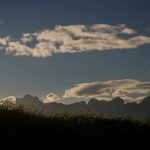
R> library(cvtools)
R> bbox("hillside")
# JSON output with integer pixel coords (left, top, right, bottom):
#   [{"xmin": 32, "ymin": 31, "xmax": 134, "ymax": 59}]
[{"xmin": 0, "ymin": 106, "xmax": 150, "ymax": 149}]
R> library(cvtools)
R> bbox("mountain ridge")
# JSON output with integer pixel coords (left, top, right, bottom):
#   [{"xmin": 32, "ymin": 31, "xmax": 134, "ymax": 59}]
[{"xmin": 2, "ymin": 95, "xmax": 150, "ymax": 119}]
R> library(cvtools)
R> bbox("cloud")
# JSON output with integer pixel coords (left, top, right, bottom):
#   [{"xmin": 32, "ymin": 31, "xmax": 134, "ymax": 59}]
[
  {"xmin": 0, "ymin": 96, "xmax": 16, "ymax": 104},
  {"xmin": 0, "ymin": 24, "xmax": 150, "ymax": 57},
  {"xmin": 0, "ymin": 37, "xmax": 10, "ymax": 46},
  {"xmin": 0, "ymin": 79, "xmax": 150, "ymax": 104},
  {"xmin": 41, "ymin": 92, "xmax": 60, "ymax": 103},
  {"xmin": 21, "ymin": 33, "xmax": 34, "ymax": 44},
  {"xmin": 63, "ymin": 79, "xmax": 150, "ymax": 103}
]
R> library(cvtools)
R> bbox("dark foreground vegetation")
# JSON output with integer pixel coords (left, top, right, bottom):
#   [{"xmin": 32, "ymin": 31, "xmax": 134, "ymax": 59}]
[{"xmin": 0, "ymin": 106, "xmax": 150, "ymax": 149}]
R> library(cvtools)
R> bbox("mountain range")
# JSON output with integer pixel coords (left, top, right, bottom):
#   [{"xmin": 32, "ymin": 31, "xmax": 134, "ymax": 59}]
[{"xmin": 2, "ymin": 95, "xmax": 150, "ymax": 120}]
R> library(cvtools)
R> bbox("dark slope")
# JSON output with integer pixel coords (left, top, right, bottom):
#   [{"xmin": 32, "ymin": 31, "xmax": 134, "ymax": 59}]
[{"xmin": 0, "ymin": 107, "xmax": 150, "ymax": 149}]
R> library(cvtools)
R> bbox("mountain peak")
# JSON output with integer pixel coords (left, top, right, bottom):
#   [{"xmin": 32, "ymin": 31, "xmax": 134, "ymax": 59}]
[
  {"xmin": 141, "ymin": 96, "xmax": 150, "ymax": 104},
  {"xmin": 88, "ymin": 98, "xmax": 99, "ymax": 105},
  {"xmin": 111, "ymin": 97, "xmax": 124, "ymax": 103},
  {"xmin": 23, "ymin": 94, "xmax": 38, "ymax": 100},
  {"xmin": 16, "ymin": 94, "xmax": 42, "ymax": 107}
]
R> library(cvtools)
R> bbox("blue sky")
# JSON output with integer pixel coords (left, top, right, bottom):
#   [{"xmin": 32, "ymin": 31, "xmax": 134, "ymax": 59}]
[{"xmin": 0, "ymin": 0, "xmax": 150, "ymax": 103}]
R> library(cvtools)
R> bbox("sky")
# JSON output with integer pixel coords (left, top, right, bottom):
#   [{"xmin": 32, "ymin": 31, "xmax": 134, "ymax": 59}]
[{"xmin": 0, "ymin": 0, "xmax": 150, "ymax": 103}]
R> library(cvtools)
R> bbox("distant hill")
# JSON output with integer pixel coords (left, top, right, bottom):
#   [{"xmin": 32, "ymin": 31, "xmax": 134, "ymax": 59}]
[{"xmin": 2, "ymin": 95, "xmax": 150, "ymax": 120}]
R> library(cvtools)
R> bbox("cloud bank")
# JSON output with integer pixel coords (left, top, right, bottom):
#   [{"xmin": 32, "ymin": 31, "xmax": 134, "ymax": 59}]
[
  {"xmin": 0, "ymin": 79, "xmax": 150, "ymax": 104},
  {"xmin": 0, "ymin": 96, "xmax": 16, "ymax": 104},
  {"xmin": 63, "ymin": 79, "xmax": 150, "ymax": 103},
  {"xmin": 42, "ymin": 92, "xmax": 60, "ymax": 103},
  {"xmin": 0, "ymin": 24, "xmax": 150, "ymax": 57}
]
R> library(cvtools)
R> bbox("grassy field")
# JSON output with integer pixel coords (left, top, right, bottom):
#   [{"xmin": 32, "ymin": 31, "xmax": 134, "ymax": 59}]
[{"xmin": 0, "ymin": 106, "xmax": 150, "ymax": 149}]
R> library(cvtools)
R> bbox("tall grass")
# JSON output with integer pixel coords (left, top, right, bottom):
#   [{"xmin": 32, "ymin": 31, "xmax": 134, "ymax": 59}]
[{"xmin": 0, "ymin": 105, "xmax": 150, "ymax": 148}]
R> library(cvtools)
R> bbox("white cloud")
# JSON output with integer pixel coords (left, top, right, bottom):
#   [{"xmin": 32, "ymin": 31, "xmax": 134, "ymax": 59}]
[
  {"xmin": 21, "ymin": 33, "xmax": 34, "ymax": 44},
  {"xmin": 0, "ymin": 24, "xmax": 150, "ymax": 57},
  {"xmin": 0, "ymin": 96, "xmax": 16, "ymax": 105},
  {"xmin": 63, "ymin": 79, "xmax": 150, "ymax": 103},
  {"xmin": 0, "ymin": 37, "xmax": 10, "ymax": 46},
  {"xmin": 41, "ymin": 92, "xmax": 60, "ymax": 103},
  {"xmin": 0, "ymin": 79, "xmax": 150, "ymax": 104}
]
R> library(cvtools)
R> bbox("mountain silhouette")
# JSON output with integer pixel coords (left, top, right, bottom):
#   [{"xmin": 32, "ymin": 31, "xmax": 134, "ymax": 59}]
[
  {"xmin": 2, "ymin": 94, "xmax": 150, "ymax": 119},
  {"xmin": 16, "ymin": 94, "xmax": 43, "ymax": 111}
]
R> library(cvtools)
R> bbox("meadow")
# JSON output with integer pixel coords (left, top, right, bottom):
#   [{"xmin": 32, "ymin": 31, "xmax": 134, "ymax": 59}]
[{"xmin": 0, "ymin": 106, "xmax": 150, "ymax": 149}]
